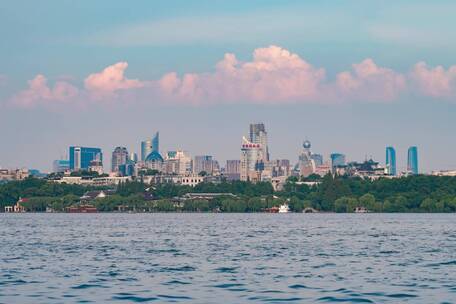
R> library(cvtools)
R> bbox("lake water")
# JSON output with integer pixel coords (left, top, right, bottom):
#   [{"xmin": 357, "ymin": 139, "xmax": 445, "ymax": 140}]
[{"xmin": 1, "ymin": 213, "xmax": 455, "ymax": 303}]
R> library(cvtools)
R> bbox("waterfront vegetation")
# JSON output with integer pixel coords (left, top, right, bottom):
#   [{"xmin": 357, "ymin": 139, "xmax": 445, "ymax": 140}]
[{"xmin": 1, "ymin": 174, "xmax": 456, "ymax": 213}]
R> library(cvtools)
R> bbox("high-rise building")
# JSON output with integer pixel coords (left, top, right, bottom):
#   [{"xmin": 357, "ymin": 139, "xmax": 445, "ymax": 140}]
[
  {"xmin": 272, "ymin": 159, "xmax": 291, "ymax": 177},
  {"xmin": 69, "ymin": 146, "xmax": 102, "ymax": 171},
  {"xmin": 240, "ymin": 136, "xmax": 263, "ymax": 182},
  {"xmin": 330, "ymin": 153, "xmax": 346, "ymax": 171},
  {"xmin": 141, "ymin": 140, "xmax": 152, "ymax": 161},
  {"xmin": 310, "ymin": 154, "xmax": 323, "ymax": 167},
  {"xmin": 111, "ymin": 147, "xmax": 129, "ymax": 173},
  {"xmin": 152, "ymin": 132, "xmax": 159, "ymax": 153},
  {"xmin": 407, "ymin": 146, "xmax": 418, "ymax": 175},
  {"xmin": 249, "ymin": 123, "xmax": 269, "ymax": 162},
  {"xmin": 129, "ymin": 152, "xmax": 138, "ymax": 163},
  {"xmin": 163, "ymin": 150, "xmax": 192, "ymax": 175},
  {"xmin": 194, "ymin": 155, "xmax": 216, "ymax": 175},
  {"xmin": 140, "ymin": 132, "xmax": 160, "ymax": 161},
  {"xmin": 299, "ymin": 140, "xmax": 315, "ymax": 177},
  {"xmin": 52, "ymin": 160, "xmax": 70, "ymax": 173},
  {"xmin": 385, "ymin": 147, "xmax": 396, "ymax": 176},
  {"xmin": 225, "ymin": 160, "xmax": 241, "ymax": 180}
]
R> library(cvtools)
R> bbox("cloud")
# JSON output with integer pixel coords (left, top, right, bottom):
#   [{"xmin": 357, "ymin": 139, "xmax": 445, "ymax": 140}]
[
  {"xmin": 336, "ymin": 59, "xmax": 406, "ymax": 102},
  {"xmin": 84, "ymin": 62, "xmax": 144, "ymax": 98},
  {"xmin": 410, "ymin": 62, "xmax": 456, "ymax": 97},
  {"xmin": 9, "ymin": 45, "xmax": 456, "ymax": 109},
  {"xmin": 159, "ymin": 45, "xmax": 326, "ymax": 104},
  {"xmin": 11, "ymin": 74, "xmax": 78, "ymax": 108}
]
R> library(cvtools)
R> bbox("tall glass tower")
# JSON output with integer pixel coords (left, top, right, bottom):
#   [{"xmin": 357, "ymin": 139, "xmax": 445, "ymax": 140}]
[
  {"xmin": 385, "ymin": 146, "xmax": 396, "ymax": 176},
  {"xmin": 69, "ymin": 146, "xmax": 102, "ymax": 171},
  {"xmin": 407, "ymin": 146, "xmax": 418, "ymax": 174},
  {"xmin": 141, "ymin": 132, "xmax": 160, "ymax": 161},
  {"xmin": 152, "ymin": 132, "xmax": 159, "ymax": 153}
]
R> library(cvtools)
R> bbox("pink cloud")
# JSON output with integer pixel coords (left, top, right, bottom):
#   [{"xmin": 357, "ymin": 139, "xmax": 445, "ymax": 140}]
[
  {"xmin": 336, "ymin": 59, "xmax": 406, "ymax": 101},
  {"xmin": 159, "ymin": 45, "xmax": 326, "ymax": 104},
  {"xmin": 84, "ymin": 62, "xmax": 144, "ymax": 98},
  {"xmin": 411, "ymin": 62, "xmax": 456, "ymax": 97},
  {"xmin": 11, "ymin": 74, "xmax": 78, "ymax": 108},
  {"xmin": 10, "ymin": 46, "xmax": 456, "ymax": 109}
]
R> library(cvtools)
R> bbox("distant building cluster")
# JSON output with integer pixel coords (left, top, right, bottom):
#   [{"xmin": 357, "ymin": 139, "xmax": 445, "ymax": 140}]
[{"xmin": 1, "ymin": 122, "xmax": 427, "ymax": 188}]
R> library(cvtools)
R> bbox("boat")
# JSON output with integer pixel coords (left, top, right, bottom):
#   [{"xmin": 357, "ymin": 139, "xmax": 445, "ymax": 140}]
[
  {"xmin": 354, "ymin": 206, "xmax": 370, "ymax": 213},
  {"xmin": 278, "ymin": 203, "xmax": 290, "ymax": 213}
]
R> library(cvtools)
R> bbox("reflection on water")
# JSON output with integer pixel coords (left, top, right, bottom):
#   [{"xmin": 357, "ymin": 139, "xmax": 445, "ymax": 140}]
[{"xmin": 1, "ymin": 213, "xmax": 455, "ymax": 303}]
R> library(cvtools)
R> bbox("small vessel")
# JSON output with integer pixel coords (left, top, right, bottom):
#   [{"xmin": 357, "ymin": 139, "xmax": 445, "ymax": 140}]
[
  {"xmin": 278, "ymin": 203, "xmax": 290, "ymax": 213},
  {"xmin": 354, "ymin": 206, "xmax": 369, "ymax": 213}
]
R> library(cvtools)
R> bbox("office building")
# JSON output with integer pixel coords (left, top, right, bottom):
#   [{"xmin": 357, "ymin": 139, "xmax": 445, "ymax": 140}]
[
  {"xmin": 141, "ymin": 132, "xmax": 159, "ymax": 161},
  {"xmin": 194, "ymin": 155, "xmax": 217, "ymax": 175},
  {"xmin": 407, "ymin": 146, "xmax": 418, "ymax": 175},
  {"xmin": 330, "ymin": 153, "xmax": 346, "ymax": 171},
  {"xmin": 310, "ymin": 154, "xmax": 323, "ymax": 167},
  {"xmin": 69, "ymin": 146, "xmax": 102, "ymax": 171},
  {"xmin": 52, "ymin": 160, "xmax": 70, "ymax": 173},
  {"xmin": 385, "ymin": 146, "xmax": 396, "ymax": 176},
  {"xmin": 249, "ymin": 123, "xmax": 269, "ymax": 162},
  {"xmin": 112, "ymin": 147, "xmax": 129, "ymax": 173},
  {"xmin": 240, "ymin": 136, "xmax": 263, "ymax": 182},
  {"xmin": 163, "ymin": 150, "xmax": 192, "ymax": 175},
  {"xmin": 225, "ymin": 160, "xmax": 241, "ymax": 180}
]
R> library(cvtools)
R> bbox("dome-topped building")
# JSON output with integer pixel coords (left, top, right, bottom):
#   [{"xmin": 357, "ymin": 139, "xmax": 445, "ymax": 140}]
[{"xmin": 303, "ymin": 140, "xmax": 311, "ymax": 149}]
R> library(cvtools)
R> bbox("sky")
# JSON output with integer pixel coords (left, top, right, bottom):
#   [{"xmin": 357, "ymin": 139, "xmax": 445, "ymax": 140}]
[{"xmin": 1, "ymin": 0, "xmax": 456, "ymax": 173}]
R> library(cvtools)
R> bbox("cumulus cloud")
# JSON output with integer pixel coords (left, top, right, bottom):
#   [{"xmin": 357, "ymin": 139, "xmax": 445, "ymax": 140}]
[
  {"xmin": 410, "ymin": 62, "xmax": 456, "ymax": 97},
  {"xmin": 159, "ymin": 45, "xmax": 326, "ymax": 104},
  {"xmin": 11, "ymin": 74, "xmax": 78, "ymax": 108},
  {"xmin": 336, "ymin": 59, "xmax": 406, "ymax": 102},
  {"xmin": 84, "ymin": 62, "xmax": 144, "ymax": 98},
  {"xmin": 9, "ymin": 45, "xmax": 456, "ymax": 109}
]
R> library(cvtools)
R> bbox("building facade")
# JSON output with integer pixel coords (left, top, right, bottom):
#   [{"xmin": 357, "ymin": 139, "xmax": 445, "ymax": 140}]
[
  {"xmin": 69, "ymin": 146, "xmax": 102, "ymax": 171},
  {"xmin": 385, "ymin": 146, "xmax": 397, "ymax": 176},
  {"xmin": 330, "ymin": 153, "xmax": 346, "ymax": 171},
  {"xmin": 111, "ymin": 147, "xmax": 129, "ymax": 173},
  {"xmin": 299, "ymin": 140, "xmax": 315, "ymax": 177},
  {"xmin": 240, "ymin": 136, "xmax": 263, "ymax": 182},
  {"xmin": 140, "ymin": 132, "xmax": 159, "ymax": 161},
  {"xmin": 407, "ymin": 146, "xmax": 418, "ymax": 175}
]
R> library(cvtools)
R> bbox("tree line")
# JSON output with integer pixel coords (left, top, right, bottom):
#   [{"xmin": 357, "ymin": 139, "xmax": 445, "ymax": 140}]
[{"xmin": 1, "ymin": 174, "xmax": 456, "ymax": 212}]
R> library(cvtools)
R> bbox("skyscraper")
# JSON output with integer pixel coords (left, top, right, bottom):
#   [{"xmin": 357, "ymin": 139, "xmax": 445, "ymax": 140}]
[
  {"xmin": 299, "ymin": 140, "xmax": 315, "ymax": 177},
  {"xmin": 249, "ymin": 123, "xmax": 269, "ymax": 162},
  {"xmin": 385, "ymin": 147, "xmax": 396, "ymax": 176},
  {"xmin": 225, "ymin": 160, "xmax": 241, "ymax": 180},
  {"xmin": 111, "ymin": 147, "xmax": 129, "ymax": 173},
  {"xmin": 240, "ymin": 136, "xmax": 263, "ymax": 182},
  {"xmin": 141, "ymin": 132, "xmax": 160, "ymax": 161},
  {"xmin": 152, "ymin": 132, "xmax": 159, "ymax": 153},
  {"xmin": 194, "ymin": 155, "xmax": 216, "ymax": 175},
  {"xmin": 330, "ymin": 153, "xmax": 346, "ymax": 170},
  {"xmin": 69, "ymin": 146, "xmax": 102, "ymax": 171},
  {"xmin": 407, "ymin": 146, "xmax": 418, "ymax": 175},
  {"xmin": 310, "ymin": 154, "xmax": 323, "ymax": 167},
  {"xmin": 141, "ymin": 140, "xmax": 152, "ymax": 161}
]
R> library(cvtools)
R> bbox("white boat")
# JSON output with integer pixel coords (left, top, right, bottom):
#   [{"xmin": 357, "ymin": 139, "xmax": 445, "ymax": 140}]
[
  {"xmin": 354, "ymin": 206, "xmax": 370, "ymax": 213},
  {"xmin": 278, "ymin": 203, "xmax": 290, "ymax": 213}
]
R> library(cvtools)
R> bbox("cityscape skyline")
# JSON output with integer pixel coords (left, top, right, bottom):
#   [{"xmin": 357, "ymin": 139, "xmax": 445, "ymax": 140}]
[
  {"xmin": 2, "ymin": 123, "xmax": 423, "ymax": 177},
  {"xmin": 1, "ymin": 2, "xmax": 456, "ymax": 173}
]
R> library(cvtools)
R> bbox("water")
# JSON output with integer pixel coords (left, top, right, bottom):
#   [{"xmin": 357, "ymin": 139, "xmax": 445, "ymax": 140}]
[{"xmin": 1, "ymin": 213, "xmax": 455, "ymax": 303}]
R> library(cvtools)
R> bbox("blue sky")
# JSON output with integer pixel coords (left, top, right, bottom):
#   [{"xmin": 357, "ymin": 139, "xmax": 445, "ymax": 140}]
[{"xmin": 1, "ymin": 1, "xmax": 456, "ymax": 172}]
